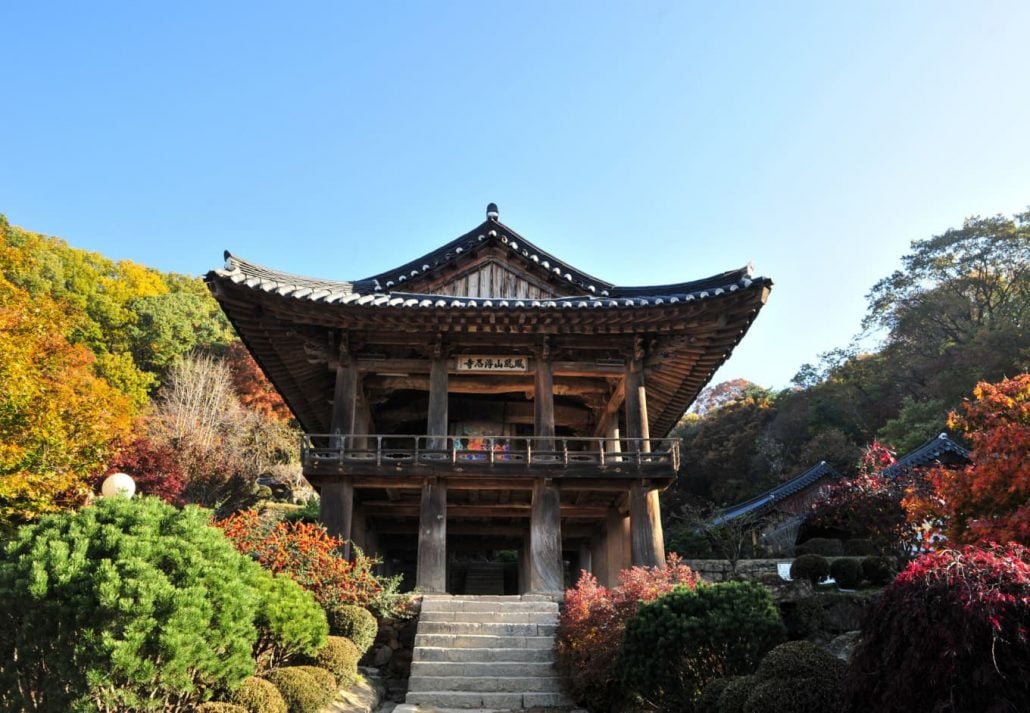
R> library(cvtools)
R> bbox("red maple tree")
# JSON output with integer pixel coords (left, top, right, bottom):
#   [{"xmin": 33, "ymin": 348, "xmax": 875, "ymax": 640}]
[{"xmin": 225, "ymin": 340, "xmax": 292, "ymax": 422}]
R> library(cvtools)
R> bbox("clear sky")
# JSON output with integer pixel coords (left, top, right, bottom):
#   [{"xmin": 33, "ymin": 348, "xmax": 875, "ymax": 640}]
[{"xmin": 3, "ymin": 2, "xmax": 1028, "ymax": 388}]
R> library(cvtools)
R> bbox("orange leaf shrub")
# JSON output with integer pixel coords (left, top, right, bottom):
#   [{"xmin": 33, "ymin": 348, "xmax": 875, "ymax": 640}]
[
  {"xmin": 217, "ymin": 510, "xmax": 383, "ymax": 610},
  {"xmin": 904, "ymin": 375, "xmax": 1030, "ymax": 546},
  {"xmin": 556, "ymin": 554, "xmax": 699, "ymax": 712}
]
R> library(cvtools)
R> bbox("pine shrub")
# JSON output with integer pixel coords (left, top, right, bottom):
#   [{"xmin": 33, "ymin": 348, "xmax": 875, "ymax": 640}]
[
  {"xmin": 253, "ymin": 574, "xmax": 328, "ymax": 672},
  {"xmin": 0, "ymin": 498, "xmax": 262, "ymax": 711},
  {"xmin": 230, "ymin": 676, "xmax": 288, "ymax": 713},
  {"xmin": 301, "ymin": 636, "xmax": 360, "ymax": 689},
  {"xmin": 618, "ymin": 581, "xmax": 786, "ymax": 712},
  {"xmin": 266, "ymin": 667, "xmax": 334, "ymax": 713},
  {"xmin": 795, "ymin": 537, "xmax": 844, "ymax": 556},
  {"xmin": 844, "ymin": 544, "xmax": 1030, "ymax": 713},
  {"xmin": 790, "ymin": 554, "xmax": 830, "ymax": 584},
  {"xmin": 860, "ymin": 555, "xmax": 895, "ymax": 586},
  {"xmin": 328, "ymin": 604, "xmax": 378, "ymax": 654},
  {"xmin": 829, "ymin": 557, "xmax": 863, "ymax": 589},
  {"xmin": 843, "ymin": 538, "xmax": 876, "ymax": 556}
]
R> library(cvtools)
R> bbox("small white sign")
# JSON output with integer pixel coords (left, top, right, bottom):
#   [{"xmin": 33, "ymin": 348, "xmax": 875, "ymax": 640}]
[{"xmin": 456, "ymin": 355, "xmax": 529, "ymax": 372}]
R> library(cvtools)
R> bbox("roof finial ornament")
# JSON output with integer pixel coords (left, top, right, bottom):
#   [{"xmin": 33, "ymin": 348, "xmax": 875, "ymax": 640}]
[{"xmin": 486, "ymin": 203, "xmax": 499, "ymax": 221}]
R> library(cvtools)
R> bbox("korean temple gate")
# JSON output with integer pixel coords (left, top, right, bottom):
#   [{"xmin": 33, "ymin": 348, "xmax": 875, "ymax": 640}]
[{"xmin": 207, "ymin": 204, "xmax": 772, "ymax": 594}]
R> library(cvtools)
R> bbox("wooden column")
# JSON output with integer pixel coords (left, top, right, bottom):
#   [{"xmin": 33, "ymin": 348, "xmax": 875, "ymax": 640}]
[
  {"xmin": 320, "ymin": 482, "xmax": 354, "ymax": 559},
  {"xmin": 623, "ymin": 341, "xmax": 650, "ymax": 453},
  {"xmin": 591, "ymin": 527, "xmax": 608, "ymax": 587},
  {"xmin": 331, "ymin": 342, "xmax": 358, "ymax": 440},
  {"xmin": 351, "ymin": 505, "xmax": 366, "ymax": 553},
  {"xmin": 427, "ymin": 346, "xmax": 448, "ymax": 450},
  {"xmin": 519, "ymin": 534, "xmax": 532, "ymax": 594},
  {"xmin": 630, "ymin": 481, "xmax": 665, "ymax": 567},
  {"xmin": 530, "ymin": 478, "xmax": 563, "ymax": 593},
  {"xmin": 534, "ymin": 340, "xmax": 555, "ymax": 447},
  {"xmin": 605, "ymin": 507, "xmax": 631, "ymax": 587},
  {"xmin": 416, "ymin": 478, "xmax": 447, "ymax": 593},
  {"xmin": 577, "ymin": 541, "xmax": 592, "ymax": 578}
]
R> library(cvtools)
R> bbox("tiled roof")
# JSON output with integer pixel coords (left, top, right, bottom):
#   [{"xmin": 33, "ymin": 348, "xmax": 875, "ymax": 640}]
[
  {"xmin": 881, "ymin": 433, "xmax": 971, "ymax": 478},
  {"xmin": 214, "ymin": 251, "xmax": 766, "ymax": 309},
  {"xmin": 711, "ymin": 462, "xmax": 841, "ymax": 526}
]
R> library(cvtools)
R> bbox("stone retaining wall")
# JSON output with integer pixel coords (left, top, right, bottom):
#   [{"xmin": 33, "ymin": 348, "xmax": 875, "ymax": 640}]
[{"xmin": 682, "ymin": 558, "xmax": 788, "ymax": 582}]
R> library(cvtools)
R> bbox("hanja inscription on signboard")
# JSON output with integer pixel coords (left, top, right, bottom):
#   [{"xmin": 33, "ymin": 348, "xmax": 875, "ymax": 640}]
[{"xmin": 456, "ymin": 355, "xmax": 529, "ymax": 372}]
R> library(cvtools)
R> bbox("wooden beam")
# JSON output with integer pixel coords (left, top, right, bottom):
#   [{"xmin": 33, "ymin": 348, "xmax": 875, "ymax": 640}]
[
  {"xmin": 594, "ymin": 379, "xmax": 626, "ymax": 438},
  {"xmin": 355, "ymin": 358, "xmax": 624, "ymax": 378},
  {"xmin": 364, "ymin": 374, "xmax": 609, "ymax": 396},
  {"xmin": 416, "ymin": 478, "xmax": 447, "ymax": 593},
  {"xmin": 361, "ymin": 502, "xmax": 610, "ymax": 519}
]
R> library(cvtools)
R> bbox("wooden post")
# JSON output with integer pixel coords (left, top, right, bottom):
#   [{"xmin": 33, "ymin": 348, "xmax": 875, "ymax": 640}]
[
  {"xmin": 577, "ymin": 541, "xmax": 592, "ymax": 577},
  {"xmin": 605, "ymin": 507, "xmax": 631, "ymax": 587},
  {"xmin": 624, "ymin": 337, "xmax": 650, "ymax": 452},
  {"xmin": 630, "ymin": 481, "xmax": 665, "ymax": 567},
  {"xmin": 534, "ymin": 340, "xmax": 555, "ymax": 449},
  {"xmin": 427, "ymin": 345, "xmax": 448, "ymax": 450},
  {"xmin": 591, "ymin": 527, "xmax": 608, "ymax": 587},
  {"xmin": 351, "ymin": 505, "xmax": 366, "ymax": 553},
  {"xmin": 332, "ymin": 359, "xmax": 358, "ymax": 441},
  {"xmin": 417, "ymin": 478, "xmax": 447, "ymax": 593},
  {"xmin": 530, "ymin": 478, "xmax": 563, "ymax": 593},
  {"xmin": 519, "ymin": 534, "xmax": 532, "ymax": 594},
  {"xmin": 320, "ymin": 481, "xmax": 354, "ymax": 559}
]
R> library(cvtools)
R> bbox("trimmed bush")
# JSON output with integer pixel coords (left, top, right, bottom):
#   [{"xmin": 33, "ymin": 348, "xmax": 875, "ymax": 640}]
[
  {"xmin": 618, "ymin": 582, "xmax": 786, "ymax": 712},
  {"xmin": 717, "ymin": 676, "xmax": 755, "ymax": 713},
  {"xmin": 844, "ymin": 544, "xmax": 1030, "ymax": 713},
  {"xmin": 0, "ymin": 498, "xmax": 265, "ymax": 711},
  {"xmin": 293, "ymin": 665, "xmax": 336, "ymax": 693},
  {"xmin": 230, "ymin": 676, "xmax": 288, "ymax": 713},
  {"xmin": 829, "ymin": 557, "xmax": 863, "ymax": 589},
  {"xmin": 266, "ymin": 667, "xmax": 334, "ymax": 713},
  {"xmin": 861, "ymin": 555, "xmax": 895, "ymax": 586},
  {"xmin": 301, "ymin": 636, "xmax": 360, "ymax": 689},
  {"xmin": 790, "ymin": 554, "xmax": 830, "ymax": 584},
  {"xmin": 795, "ymin": 537, "xmax": 844, "ymax": 556},
  {"xmin": 843, "ymin": 538, "xmax": 876, "ymax": 556},
  {"xmin": 698, "ymin": 677, "xmax": 733, "ymax": 711},
  {"xmin": 196, "ymin": 704, "xmax": 249, "ymax": 713},
  {"xmin": 327, "ymin": 604, "xmax": 378, "ymax": 654},
  {"xmin": 742, "ymin": 641, "xmax": 846, "ymax": 712}
]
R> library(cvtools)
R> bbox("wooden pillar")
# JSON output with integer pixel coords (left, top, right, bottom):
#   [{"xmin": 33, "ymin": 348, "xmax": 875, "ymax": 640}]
[
  {"xmin": 577, "ymin": 541, "xmax": 592, "ymax": 579},
  {"xmin": 630, "ymin": 481, "xmax": 665, "ymax": 567},
  {"xmin": 624, "ymin": 352, "xmax": 650, "ymax": 452},
  {"xmin": 519, "ymin": 534, "xmax": 532, "ymax": 595},
  {"xmin": 320, "ymin": 482, "xmax": 354, "ymax": 559},
  {"xmin": 591, "ymin": 527, "xmax": 608, "ymax": 586},
  {"xmin": 331, "ymin": 357, "xmax": 358, "ymax": 441},
  {"xmin": 605, "ymin": 507, "xmax": 631, "ymax": 587},
  {"xmin": 417, "ymin": 478, "xmax": 447, "ymax": 593},
  {"xmin": 530, "ymin": 478, "xmax": 563, "ymax": 593},
  {"xmin": 427, "ymin": 350, "xmax": 448, "ymax": 450},
  {"xmin": 351, "ymin": 505, "xmax": 366, "ymax": 553},
  {"xmin": 534, "ymin": 345, "xmax": 555, "ymax": 447}
]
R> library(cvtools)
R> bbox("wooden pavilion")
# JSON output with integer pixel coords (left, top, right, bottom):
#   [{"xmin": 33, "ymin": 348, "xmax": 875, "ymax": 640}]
[{"xmin": 206, "ymin": 204, "xmax": 772, "ymax": 594}]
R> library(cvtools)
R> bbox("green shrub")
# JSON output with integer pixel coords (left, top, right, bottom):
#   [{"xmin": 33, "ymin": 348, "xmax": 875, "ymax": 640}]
[
  {"xmin": 795, "ymin": 537, "xmax": 844, "ymax": 556},
  {"xmin": 301, "ymin": 636, "xmax": 360, "ymax": 689},
  {"xmin": 618, "ymin": 582, "xmax": 786, "ymax": 712},
  {"xmin": 861, "ymin": 555, "xmax": 895, "ymax": 586},
  {"xmin": 829, "ymin": 558, "xmax": 864, "ymax": 589},
  {"xmin": 254, "ymin": 574, "xmax": 328, "ymax": 671},
  {"xmin": 843, "ymin": 538, "xmax": 876, "ymax": 556},
  {"xmin": 698, "ymin": 677, "xmax": 733, "ymax": 711},
  {"xmin": 327, "ymin": 604, "xmax": 378, "ymax": 654},
  {"xmin": 0, "ymin": 497, "xmax": 263, "ymax": 711},
  {"xmin": 742, "ymin": 641, "xmax": 846, "ymax": 712},
  {"xmin": 196, "ymin": 704, "xmax": 249, "ymax": 713},
  {"xmin": 717, "ymin": 676, "xmax": 755, "ymax": 713},
  {"xmin": 230, "ymin": 676, "xmax": 288, "ymax": 713},
  {"xmin": 293, "ymin": 665, "xmax": 337, "ymax": 693},
  {"xmin": 266, "ymin": 667, "xmax": 334, "ymax": 713},
  {"xmin": 790, "ymin": 554, "xmax": 830, "ymax": 584}
]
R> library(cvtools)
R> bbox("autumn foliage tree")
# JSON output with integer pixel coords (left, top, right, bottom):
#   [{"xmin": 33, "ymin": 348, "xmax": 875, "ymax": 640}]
[
  {"xmin": 905, "ymin": 375, "xmax": 1030, "ymax": 546},
  {"xmin": 226, "ymin": 340, "xmax": 292, "ymax": 421}
]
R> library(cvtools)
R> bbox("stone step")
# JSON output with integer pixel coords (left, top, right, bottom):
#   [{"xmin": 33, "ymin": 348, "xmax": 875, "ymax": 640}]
[
  {"xmin": 420, "ymin": 610, "xmax": 558, "ymax": 624},
  {"xmin": 417, "ymin": 621, "xmax": 558, "ymax": 637},
  {"xmin": 408, "ymin": 675, "xmax": 564, "ymax": 693},
  {"xmin": 413, "ymin": 646, "xmax": 555, "ymax": 663},
  {"xmin": 414, "ymin": 633, "xmax": 556, "ymax": 649},
  {"xmin": 420, "ymin": 599, "xmax": 558, "ymax": 614},
  {"xmin": 420, "ymin": 594, "xmax": 558, "ymax": 603},
  {"xmin": 411, "ymin": 661, "xmax": 558, "ymax": 678},
  {"xmin": 405, "ymin": 692, "xmax": 572, "ymax": 709}
]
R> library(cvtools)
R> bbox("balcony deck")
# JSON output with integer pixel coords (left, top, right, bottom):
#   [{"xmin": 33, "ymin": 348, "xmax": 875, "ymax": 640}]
[{"xmin": 301, "ymin": 434, "xmax": 680, "ymax": 482}]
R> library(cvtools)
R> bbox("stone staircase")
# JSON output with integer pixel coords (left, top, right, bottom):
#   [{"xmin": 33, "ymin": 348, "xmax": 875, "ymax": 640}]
[{"xmin": 400, "ymin": 594, "xmax": 572, "ymax": 711}]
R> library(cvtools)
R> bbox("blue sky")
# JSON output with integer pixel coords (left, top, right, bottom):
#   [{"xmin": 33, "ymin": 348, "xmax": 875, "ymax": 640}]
[{"xmin": 3, "ymin": 2, "xmax": 1028, "ymax": 388}]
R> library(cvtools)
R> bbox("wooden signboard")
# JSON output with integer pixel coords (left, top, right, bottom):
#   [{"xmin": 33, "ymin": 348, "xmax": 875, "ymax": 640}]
[{"xmin": 456, "ymin": 355, "xmax": 529, "ymax": 372}]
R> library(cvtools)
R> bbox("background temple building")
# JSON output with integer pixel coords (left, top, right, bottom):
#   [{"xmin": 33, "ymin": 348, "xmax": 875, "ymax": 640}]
[{"xmin": 207, "ymin": 204, "xmax": 772, "ymax": 594}]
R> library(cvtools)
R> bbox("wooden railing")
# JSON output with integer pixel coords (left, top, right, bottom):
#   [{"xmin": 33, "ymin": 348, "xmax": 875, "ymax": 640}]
[{"xmin": 300, "ymin": 434, "xmax": 680, "ymax": 472}]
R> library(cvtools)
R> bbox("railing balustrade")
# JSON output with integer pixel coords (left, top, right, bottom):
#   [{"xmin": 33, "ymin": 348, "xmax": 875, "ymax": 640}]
[{"xmin": 301, "ymin": 433, "xmax": 680, "ymax": 472}]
